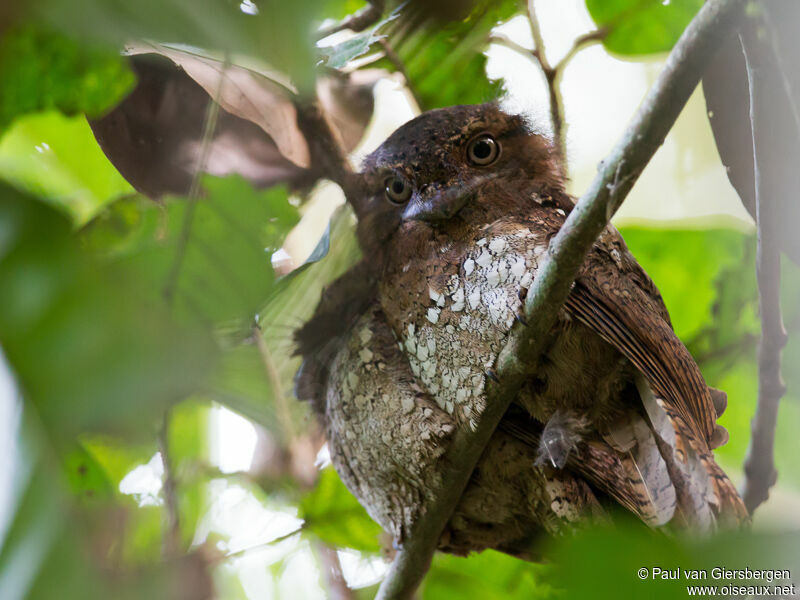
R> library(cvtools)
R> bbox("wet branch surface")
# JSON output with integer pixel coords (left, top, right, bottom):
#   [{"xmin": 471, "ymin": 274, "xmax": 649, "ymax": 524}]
[
  {"xmin": 374, "ymin": 1, "xmax": 748, "ymax": 598},
  {"xmin": 740, "ymin": 20, "xmax": 788, "ymax": 514}
]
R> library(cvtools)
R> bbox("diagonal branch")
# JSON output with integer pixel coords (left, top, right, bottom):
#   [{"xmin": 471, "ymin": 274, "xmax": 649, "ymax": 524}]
[
  {"xmin": 317, "ymin": 0, "xmax": 385, "ymax": 40},
  {"xmin": 375, "ymin": 1, "xmax": 748, "ymax": 598},
  {"xmin": 740, "ymin": 18, "xmax": 788, "ymax": 514}
]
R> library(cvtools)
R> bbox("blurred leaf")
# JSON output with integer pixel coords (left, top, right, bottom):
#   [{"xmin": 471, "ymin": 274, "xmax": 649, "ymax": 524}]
[
  {"xmin": 31, "ymin": 0, "xmax": 322, "ymax": 91},
  {"xmin": 168, "ymin": 401, "xmax": 211, "ymax": 547},
  {"xmin": 83, "ymin": 176, "xmax": 299, "ymax": 332},
  {"xmin": 126, "ymin": 42, "xmax": 309, "ymax": 168},
  {"xmin": 89, "ymin": 54, "xmax": 377, "ymax": 199},
  {"xmin": 0, "ymin": 26, "xmax": 134, "ymax": 132},
  {"xmin": 423, "ymin": 550, "xmax": 552, "ymax": 600},
  {"xmin": 209, "ymin": 206, "xmax": 360, "ymax": 432},
  {"xmin": 585, "ymin": 0, "xmax": 702, "ymax": 56},
  {"xmin": 0, "ymin": 112, "xmax": 133, "ymax": 224},
  {"xmin": 379, "ymin": 0, "xmax": 518, "ymax": 109},
  {"xmin": 0, "ymin": 185, "xmax": 216, "ymax": 439},
  {"xmin": 546, "ymin": 521, "xmax": 800, "ymax": 600},
  {"xmin": 322, "ymin": 0, "xmax": 370, "ymax": 21},
  {"xmin": 64, "ymin": 444, "xmax": 116, "ymax": 505},
  {"xmin": 702, "ymin": 0, "xmax": 800, "ymax": 264},
  {"xmin": 300, "ymin": 467, "xmax": 383, "ymax": 553},
  {"xmin": 0, "ymin": 410, "xmax": 212, "ymax": 600},
  {"xmin": 318, "ymin": 13, "xmax": 396, "ymax": 70}
]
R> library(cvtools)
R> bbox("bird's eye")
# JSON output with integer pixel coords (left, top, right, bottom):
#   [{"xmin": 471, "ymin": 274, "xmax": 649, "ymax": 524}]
[
  {"xmin": 467, "ymin": 134, "xmax": 500, "ymax": 166},
  {"xmin": 384, "ymin": 175, "xmax": 412, "ymax": 204}
]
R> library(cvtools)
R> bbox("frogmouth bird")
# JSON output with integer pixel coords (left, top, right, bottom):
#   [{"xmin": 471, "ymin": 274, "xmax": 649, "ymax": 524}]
[{"xmin": 295, "ymin": 103, "xmax": 747, "ymax": 558}]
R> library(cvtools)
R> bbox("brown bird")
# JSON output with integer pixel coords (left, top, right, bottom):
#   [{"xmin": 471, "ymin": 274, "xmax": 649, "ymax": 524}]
[{"xmin": 295, "ymin": 103, "xmax": 748, "ymax": 558}]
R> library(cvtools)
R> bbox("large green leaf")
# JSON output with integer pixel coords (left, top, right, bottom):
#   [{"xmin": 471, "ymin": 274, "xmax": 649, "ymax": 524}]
[
  {"xmin": 546, "ymin": 521, "xmax": 800, "ymax": 600},
  {"xmin": 585, "ymin": 0, "xmax": 702, "ymax": 56},
  {"xmin": 0, "ymin": 185, "xmax": 216, "ymax": 439},
  {"xmin": 378, "ymin": 0, "xmax": 519, "ymax": 109},
  {"xmin": 0, "ymin": 26, "xmax": 134, "ymax": 132},
  {"xmin": 29, "ymin": 0, "xmax": 328, "ymax": 92},
  {"xmin": 0, "ymin": 112, "xmax": 133, "ymax": 224},
  {"xmin": 83, "ymin": 176, "xmax": 299, "ymax": 333},
  {"xmin": 423, "ymin": 550, "xmax": 551, "ymax": 600},
  {"xmin": 208, "ymin": 206, "xmax": 360, "ymax": 433}
]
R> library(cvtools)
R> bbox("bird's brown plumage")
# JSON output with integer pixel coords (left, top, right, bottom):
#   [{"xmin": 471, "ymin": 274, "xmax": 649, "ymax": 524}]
[{"xmin": 295, "ymin": 103, "xmax": 747, "ymax": 557}]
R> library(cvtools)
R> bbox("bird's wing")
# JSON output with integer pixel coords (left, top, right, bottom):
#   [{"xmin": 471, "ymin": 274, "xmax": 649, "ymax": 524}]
[
  {"xmin": 557, "ymin": 227, "xmax": 746, "ymax": 523},
  {"xmin": 562, "ymin": 228, "xmax": 716, "ymax": 444}
]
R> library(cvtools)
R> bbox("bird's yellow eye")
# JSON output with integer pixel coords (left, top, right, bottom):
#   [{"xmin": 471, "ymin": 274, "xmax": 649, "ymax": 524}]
[
  {"xmin": 467, "ymin": 134, "xmax": 500, "ymax": 166},
  {"xmin": 384, "ymin": 175, "xmax": 412, "ymax": 204}
]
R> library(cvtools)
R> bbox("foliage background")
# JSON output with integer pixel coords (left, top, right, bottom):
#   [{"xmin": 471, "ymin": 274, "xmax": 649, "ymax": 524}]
[{"xmin": 1, "ymin": 1, "xmax": 799, "ymax": 599}]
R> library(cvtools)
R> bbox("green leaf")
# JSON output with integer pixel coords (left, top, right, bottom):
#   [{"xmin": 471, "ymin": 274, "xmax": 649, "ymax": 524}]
[
  {"xmin": 0, "ymin": 26, "xmax": 135, "ymax": 132},
  {"xmin": 379, "ymin": 0, "xmax": 518, "ymax": 109},
  {"xmin": 208, "ymin": 206, "xmax": 360, "ymax": 433},
  {"xmin": 546, "ymin": 521, "xmax": 800, "ymax": 600},
  {"xmin": 64, "ymin": 444, "xmax": 116, "ymax": 505},
  {"xmin": 0, "ymin": 111, "xmax": 134, "ymax": 224},
  {"xmin": 0, "ymin": 184, "xmax": 216, "ymax": 439},
  {"xmin": 32, "ymin": 0, "xmax": 326, "ymax": 92},
  {"xmin": 585, "ymin": 0, "xmax": 703, "ymax": 56},
  {"xmin": 299, "ymin": 467, "xmax": 383, "ymax": 553},
  {"xmin": 318, "ymin": 13, "xmax": 397, "ymax": 70},
  {"xmin": 424, "ymin": 550, "xmax": 552, "ymax": 600},
  {"xmin": 83, "ymin": 176, "xmax": 300, "ymax": 332}
]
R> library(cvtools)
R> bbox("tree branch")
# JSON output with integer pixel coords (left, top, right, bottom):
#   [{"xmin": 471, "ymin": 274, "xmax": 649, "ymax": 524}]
[
  {"xmin": 317, "ymin": 0, "xmax": 385, "ymax": 40},
  {"xmin": 253, "ymin": 324, "xmax": 297, "ymax": 443},
  {"xmin": 159, "ymin": 409, "xmax": 182, "ymax": 556},
  {"xmin": 375, "ymin": 1, "xmax": 747, "ymax": 598},
  {"xmin": 740, "ymin": 18, "xmax": 788, "ymax": 514},
  {"xmin": 525, "ymin": 0, "xmax": 566, "ymax": 167},
  {"xmin": 314, "ymin": 542, "xmax": 357, "ymax": 600},
  {"xmin": 294, "ymin": 101, "xmax": 364, "ymax": 213}
]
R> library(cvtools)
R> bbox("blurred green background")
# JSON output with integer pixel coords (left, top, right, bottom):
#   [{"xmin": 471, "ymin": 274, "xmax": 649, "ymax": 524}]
[{"xmin": 1, "ymin": 1, "xmax": 798, "ymax": 599}]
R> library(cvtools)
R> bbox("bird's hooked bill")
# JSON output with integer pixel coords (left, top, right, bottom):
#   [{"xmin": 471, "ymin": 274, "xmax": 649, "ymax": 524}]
[{"xmin": 401, "ymin": 176, "xmax": 492, "ymax": 222}]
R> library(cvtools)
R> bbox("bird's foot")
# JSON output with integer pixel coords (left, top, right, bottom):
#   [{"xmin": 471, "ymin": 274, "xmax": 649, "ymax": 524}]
[{"xmin": 534, "ymin": 411, "xmax": 583, "ymax": 469}]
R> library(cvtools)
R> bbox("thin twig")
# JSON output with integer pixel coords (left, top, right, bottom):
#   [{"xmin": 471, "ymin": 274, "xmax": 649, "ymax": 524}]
[
  {"xmin": 488, "ymin": 33, "xmax": 539, "ymax": 65},
  {"xmin": 159, "ymin": 408, "xmax": 182, "ymax": 556},
  {"xmin": 163, "ymin": 55, "xmax": 228, "ymax": 304},
  {"xmin": 313, "ymin": 542, "xmax": 357, "ymax": 600},
  {"xmin": 375, "ymin": 1, "xmax": 747, "ymax": 598},
  {"xmin": 525, "ymin": 0, "xmax": 566, "ymax": 167},
  {"xmin": 254, "ymin": 324, "xmax": 297, "ymax": 443},
  {"xmin": 317, "ymin": 0, "xmax": 385, "ymax": 40},
  {"xmin": 490, "ymin": 9, "xmax": 605, "ymax": 173},
  {"xmin": 378, "ymin": 38, "xmax": 425, "ymax": 111},
  {"xmin": 222, "ymin": 527, "xmax": 304, "ymax": 560},
  {"xmin": 553, "ymin": 28, "xmax": 608, "ymax": 74},
  {"xmin": 740, "ymin": 21, "xmax": 788, "ymax": 514}
]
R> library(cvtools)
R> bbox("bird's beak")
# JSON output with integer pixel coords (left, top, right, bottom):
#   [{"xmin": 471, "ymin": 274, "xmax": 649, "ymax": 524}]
[{"xmin": 401, "ymin": 185, "xmax": 472, "ymax": 223}]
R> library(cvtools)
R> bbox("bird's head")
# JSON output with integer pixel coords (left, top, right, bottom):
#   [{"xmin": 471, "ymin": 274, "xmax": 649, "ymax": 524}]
[{"xmin": 354, "ymin": 103, "xmax": 566, "ymax": 254}]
